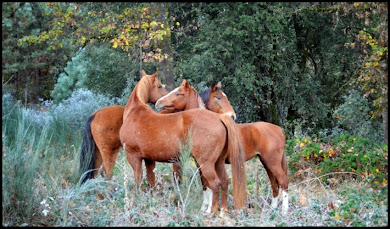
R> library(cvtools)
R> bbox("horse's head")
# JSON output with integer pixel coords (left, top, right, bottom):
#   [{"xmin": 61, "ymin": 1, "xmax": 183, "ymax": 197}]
[
  {"xmin": 206, "ymin": 81, "xmax": 237, "ymax": 121},
  {"xmin": 155, "ymin": 79, "xmax": 193, "ymax": 112},
  {"xmin": 141, "ymin": 70, "xmax": 169, "ymax": 104}
]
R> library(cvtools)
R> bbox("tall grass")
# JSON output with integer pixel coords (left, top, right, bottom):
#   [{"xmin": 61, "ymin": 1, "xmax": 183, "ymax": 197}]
[
  {"xmin": 172, "ymin": 130, "xmax": 203, "ymax": 220},
  {"xmin": 2, "ymin": 108, "xmax": 50, "ymax": 224}
]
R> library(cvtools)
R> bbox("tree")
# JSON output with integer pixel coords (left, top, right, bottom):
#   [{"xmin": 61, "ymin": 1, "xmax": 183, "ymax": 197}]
[
  {"xmin": 151, "ymin": 3, "xmax": 175, "ymax": 90},
  {"xmin": 15, "ymin": 2, "xmax": 172, "ymax": 101},
  {"xmin": 2, "ymin": 2, "xmax": 76, "ymax": 103}
]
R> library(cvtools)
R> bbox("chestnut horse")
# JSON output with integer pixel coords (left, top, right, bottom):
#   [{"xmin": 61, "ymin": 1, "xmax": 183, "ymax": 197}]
[
  {"xmin": 119, "ymin": 72, "xmax": 247, "ymax": 214},
  {"xmin": 155, "ymin": 80, "xmax": 289, "ymax": 215},
  {"xmin": 79, "ymin": 70, "xmax": 169, "ymax": 184}
]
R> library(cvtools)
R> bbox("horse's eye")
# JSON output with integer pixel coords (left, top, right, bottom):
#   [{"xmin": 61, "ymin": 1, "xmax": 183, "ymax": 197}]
[
  {"xmin": 158, "ymin": 85, "xmax": 162, "ymax": 89},
  {"xmin": 175, "ymin": 93, "xmax": 179, "ymax": 96},
  {"xmin": 216, "ymin": 96, "xmax": 221, "ymax": 100}
]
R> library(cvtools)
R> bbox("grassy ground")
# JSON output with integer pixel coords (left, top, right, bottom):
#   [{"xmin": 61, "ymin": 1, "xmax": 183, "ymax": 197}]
[
  {"xmin": 1, "ymin": 100, "xmax": 387, "ymax": 226},
  {"xmin": 2, "ymin": 144, "xmax": 387, "ymax": 226}
]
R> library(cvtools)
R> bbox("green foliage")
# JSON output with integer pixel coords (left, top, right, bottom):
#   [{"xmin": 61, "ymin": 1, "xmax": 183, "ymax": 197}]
[
  {"xmin": 170, "ymin": 2, "xmax": 367, "ymax": 135},
  {"xmin": 172, "ymin": 2, "xmax": 300, "ymax": 124},
  {"xmin": 2, "ymin": 2, "xmax": 78, "ymax": 103},
  {"xmin": 334, "ymin": 89, "xmax": 380, "ymax": 139},
  {"xmin": 50, "ymin": 49, "xmax": 88, "ymax": 103},
  {"xmin": 288, "ymin": 132, "xmax": 388, "ymax": 189},
  {"xmin": 51, "ymin": 43, "xmax": 137, "ymax": 103},
  {"xmin": 327, "ymin": 186, "xmax": 388, "ymax": 226},
  {"xmin": 81, "ymin": 43, "xmax": 138, "ymax": 99}
]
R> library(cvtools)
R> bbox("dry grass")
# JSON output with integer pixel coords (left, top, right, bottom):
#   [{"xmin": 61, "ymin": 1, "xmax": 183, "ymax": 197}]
[{"xmin": 3, "ymin": 146, "xmax": 388, "ymax": 227}]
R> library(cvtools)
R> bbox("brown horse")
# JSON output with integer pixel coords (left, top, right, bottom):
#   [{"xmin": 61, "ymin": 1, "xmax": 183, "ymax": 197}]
[
  {"xmin": 79, "ymin": 70, "xmax": 169, "ymax": 184},
  {"xmin": 119, "ymin": 72, "xmax": 247, "ymax": 214},
  {"xmin": 155, "ymin": 80, "xmax": 289, "ymax": 215}
]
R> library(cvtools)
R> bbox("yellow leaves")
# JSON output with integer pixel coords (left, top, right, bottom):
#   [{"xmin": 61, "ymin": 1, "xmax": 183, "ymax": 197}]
[
  {"xmin": 328, "ymin": 147, "xmax": 335, "ymax": 157},
  {"xmin": 176, "ymin": 22, "xmax": 180, "ymax": 26},
  {"xmin": 376, "ymin": 168, "xmax": 379, "ymax": 173},
  {"xmin": 113, "ymin": 41, "xmax": 118, "ymax": 48},
  {"xmin": 333, "ymin": 214, "xmax": 341, "ymax": 220},
  {"xmin": 300, "ymin": 142, "xmax": 304, "ymax": 148},
  {"xmin": 81, "ymin": 36, "xmax": 86, "ymax": 45}
]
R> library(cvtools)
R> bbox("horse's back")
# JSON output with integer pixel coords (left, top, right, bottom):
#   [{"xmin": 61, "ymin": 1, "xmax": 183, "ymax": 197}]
[{"xmin": 237, "ymin": 121, "xmax": 285, "ymax": 160}]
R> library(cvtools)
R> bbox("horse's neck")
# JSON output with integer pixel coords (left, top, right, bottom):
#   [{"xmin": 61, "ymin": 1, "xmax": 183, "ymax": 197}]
[
  {"xmin": 186, "ymin": 88, "xmax": 205, "ymax": 110},
  {"xmin": 124, "ymin": 79, "xmax": 151, "ymax": 118}
]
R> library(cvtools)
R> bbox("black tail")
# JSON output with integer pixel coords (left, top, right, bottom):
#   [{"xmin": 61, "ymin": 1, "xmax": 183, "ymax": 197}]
[{"xmin": 79, "ymin": 114, "xmax": 97, "ymax": 184}]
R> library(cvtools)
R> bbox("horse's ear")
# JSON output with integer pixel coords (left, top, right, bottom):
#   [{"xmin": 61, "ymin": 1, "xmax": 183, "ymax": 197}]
[
  {"xmin": 181, "ymin": 79, "xmax": 190, "ymax": 88},
  {"xmin": 151, "ymin": 72, "xmax": 158, "ymax": 80},
  {"xmin": 217, "ymin": 81, "xmax": 222, "ymax": 90},
  {"xmin": 141, "ymin": 70, "xmax": 147, "ymax": 77},
  {"xmin": 211, "ymin": 82, "xmax": 218, "ymax": 92}
]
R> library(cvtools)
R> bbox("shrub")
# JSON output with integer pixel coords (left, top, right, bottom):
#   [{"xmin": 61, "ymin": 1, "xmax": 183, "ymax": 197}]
[
  {"xmin": 172, "ymin": 130, "xmax": 203, "ymax": 219},
  {"xmin": 287, "ymin": 131, "xmax": 388, "ymax": 189},
  {"xmin": 51, "ymin": 48, "xmax": 88, "ymax": 103},
  {"xmin": 50, "ymin": 88, "xmax": 116, "ymax": 130},
  {"xmin": 333, "ymin": 89, "xmax": 383, "ymax": 141}
]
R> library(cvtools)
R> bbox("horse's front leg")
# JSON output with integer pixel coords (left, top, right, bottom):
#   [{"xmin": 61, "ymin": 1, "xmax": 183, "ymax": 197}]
[
  {"xmin": 125, "ymin": 151, "xmax": 143, "ymax": 190},
  {"xmin": 144, "ymin": 159, "xmax": 156, "ymax": 190}
]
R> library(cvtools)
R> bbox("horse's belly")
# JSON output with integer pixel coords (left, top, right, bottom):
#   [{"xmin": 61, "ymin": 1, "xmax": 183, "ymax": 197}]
[{"xmin": 138, "ymin": 134, "xmax": 180, "ymax": 162}]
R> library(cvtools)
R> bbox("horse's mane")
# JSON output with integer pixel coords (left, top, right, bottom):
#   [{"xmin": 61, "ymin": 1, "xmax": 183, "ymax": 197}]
[
  {"xmin": 190, "ymin": 86, "xmax": 205, "ymax": 109},
  {"xmin": 135, "ymin": 76, "xmax": 151, "ymax": 105},
  {"xmin": 199, "ymin": 87, "xmax": 211, "ymax": 105},
  {"xmin": 125, "ymin": 75, "xmax": 151, "ymax": 111}
]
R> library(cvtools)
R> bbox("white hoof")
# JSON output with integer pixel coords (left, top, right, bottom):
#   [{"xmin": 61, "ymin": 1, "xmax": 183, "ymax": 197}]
[
  {"xmin": 282, "ymin": 190, "xmax": 289, "ymax": 215},
  {"xmin": 271, "ymin": 196, "xmax": 279, "ymax": 208}
]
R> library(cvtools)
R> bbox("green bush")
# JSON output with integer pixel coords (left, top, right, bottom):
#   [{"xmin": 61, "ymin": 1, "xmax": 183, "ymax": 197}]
[
  {"xmin": 334, "ymin": 89, "xmax": 383, "ymax": 141},
  {"xmin": 287, "ymin": 131, "xmax": 388, "ymax": 189},
  {"xmin": 51, "ymin": 42, "xmax": 140, "ymax": 103}
]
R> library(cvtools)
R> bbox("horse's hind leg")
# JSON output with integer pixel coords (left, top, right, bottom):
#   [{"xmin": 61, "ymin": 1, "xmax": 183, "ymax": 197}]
[
  {"xmin": 262, "ymin": 156, "xmax": 289, "ymax": 215},
  {"xmin": 144, "ymin": 159, "xmax": 156, "ymax": 189},
  {"xmin": 215, "ymin": 160, "xmax": 229, "ymax": 215},
  {"xmin": 258, "ymin": 155, "xmax": 280, "ymax": 208},
  {"xmin": 94, "ymin": 149, "xmax": 103, "ymax": 178},
  {"xmin": 102, "ymin": 147, "xmax": 121, "ymax": 180},
  {"xmin": 199, "ymin": 164, "xmax": 221, "ymax": 214}
]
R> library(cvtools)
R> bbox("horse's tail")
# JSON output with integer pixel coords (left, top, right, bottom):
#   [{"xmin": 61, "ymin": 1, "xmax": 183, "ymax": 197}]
[
  {"xmin": 79, "ymin": 114, "xmax": 97, "ymax": 184},
  {"xmin": 281, "ymin": 131, "xmax": 288, "ymax": 178},
  {"xmin": 220, "ymin": 114, "xmax": 247, "ymax": 209}
]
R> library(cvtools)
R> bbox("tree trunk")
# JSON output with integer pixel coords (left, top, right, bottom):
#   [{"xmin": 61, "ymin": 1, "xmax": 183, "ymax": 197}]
[{"xmin": 151, "ymin": 3, "xmax": 175, "ymax": 91}]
